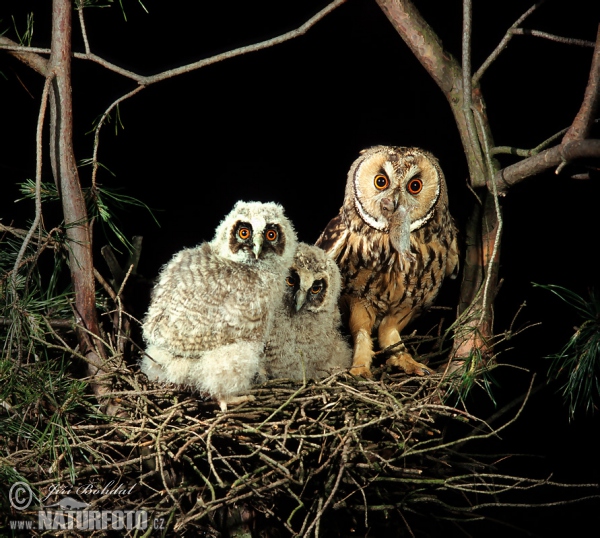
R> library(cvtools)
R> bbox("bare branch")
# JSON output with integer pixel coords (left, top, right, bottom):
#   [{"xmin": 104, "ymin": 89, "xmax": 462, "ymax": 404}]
[
  {"xmin": 510, "ymin": 28, "xmax": 595, "ymax": 48},
  {"xmin": 473, "ymin": 2, "xmax": 544, "ymax": 86},
  {"xmin": 0, "ymin": 36, "xmax": 49, "ymax": 75},
  {"xmin": 77, "ymin": 5, "xmax": 91, "ymax": 55},
  {"xmin": 475, "ymin": 110, "xmax": 503, "ymax": 333},
  {"xmin": 496, "ymin": 139, "xmax": 600, "ymax": 192},
  {"xmin": 494, "ymin": 25, "xmax": 600, "ymax": 191},
  {"xmin": 91, "ymin": 86, "xmax": 145, "ymax": 187},
  {"xmin": 461, "ymin": 0, "xmax": 483, "ymax": 170},
  {"xmin": 563, "ymin": 24, "xmax": 600, "ymax": 142},
  {"xmin": 10, "ymin": 75, "xmax": 53, "ymax": 301},
  {"xmin": 492, "ymin": 127, "xmax": 569, "ymax": 157},
  {"xmin": 2, "ymin": 1, "xmax": 347, "ymax": 87}
]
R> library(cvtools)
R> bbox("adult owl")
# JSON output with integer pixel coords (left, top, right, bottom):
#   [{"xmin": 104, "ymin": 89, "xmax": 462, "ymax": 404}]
[
  {"xmin": 141, "ymin": 201, "xmax": 298, "ymax": 410},
  {"xmin": 264, "ymin": 243, "xmax": 352, "ymax": 381},
  {"xmin": 316, "ymin": 146, "xmax": 459, "ymax": 378}
]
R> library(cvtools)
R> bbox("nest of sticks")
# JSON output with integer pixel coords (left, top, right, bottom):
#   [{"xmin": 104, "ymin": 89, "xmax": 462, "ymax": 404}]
[{"xmin": 5, "ymin": 329, "xmax": 538, "ymax": 538}]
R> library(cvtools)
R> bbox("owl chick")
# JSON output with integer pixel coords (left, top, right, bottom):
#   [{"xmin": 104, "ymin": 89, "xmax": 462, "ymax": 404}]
[
  {"xmin": 141, "ymin": 201, "xmax": 298, "ymax": 410},
  {"xmin": 316, "ymin": 146, "xmax": 459, "ymax": 378},
  {"xmin": 264, "ymin": 243, "xmax": 352, "ymax": 381}
]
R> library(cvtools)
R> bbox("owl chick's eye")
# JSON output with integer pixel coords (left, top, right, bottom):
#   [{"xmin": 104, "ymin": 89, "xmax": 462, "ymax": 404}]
[
  {"xmin": 407, "ymin": 178, "xmax": 423, "ymax": 195},
  {"xmin": 265, "ymin": 228, "xmax": 278, "ymax": 242},
  {"xmin": 374, "ymin": 174, "xmax": 389, "ymax": 191},
  {"xmin": 310, "ymin": 282, "xmax": 324, "ymax": 294},
  {"xmin": 238, "ymin": 227, "xmax": 251, "ymax": 240},
  {"xmin": 286, "ymin": 275, "xmax": 297, "ymax": 287}
]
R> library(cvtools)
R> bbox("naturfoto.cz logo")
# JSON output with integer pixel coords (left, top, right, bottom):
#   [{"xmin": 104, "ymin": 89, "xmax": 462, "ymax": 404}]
[{"xmin": 9, "ymin": 481, "xmax": 151, "ymax": 532}]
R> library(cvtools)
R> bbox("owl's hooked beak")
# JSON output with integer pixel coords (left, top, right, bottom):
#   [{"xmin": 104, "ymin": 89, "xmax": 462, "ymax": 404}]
[
  {"xmin": 294, "ymin": 289, "xmax": 307, "ymax": 312},
  {"xmin": 252, "ymin": 235, "xmax": 263, "ymax": 259}
]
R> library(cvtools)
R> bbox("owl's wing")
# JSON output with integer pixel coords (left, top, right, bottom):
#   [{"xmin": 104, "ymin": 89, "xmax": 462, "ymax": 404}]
[
  {"xmin": 143, "ymin": 245, "xmax": 270, "ymax": 356},
  {"xmin": 315, "ymin": 212, "xmax": 348, "ymax": 261},
  {"xmin": 446, "ymin": 223, "xmax": 460, "ymax": 279}
]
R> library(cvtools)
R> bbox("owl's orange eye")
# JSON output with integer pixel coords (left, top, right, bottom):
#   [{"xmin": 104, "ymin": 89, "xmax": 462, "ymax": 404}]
[
  {"xmin": 238, "ymin": 227, "xmax": 251, "ymax": 240},
  {"xmin": 310, "ymin": 283, "xmax": 323, "ymax": 294},
  {"xmin": 407, "ymin": 178, "xmax": 423, "ymax": 195},
  {"xmin": 286, "ymin": 276, "xmax": 297, "ymax": 287},
  {"xmin": 265, "ymin": 229, "xmax": 278, "ymax": 242},
  {"xmin": 374, "ymin": 174, "xmax": 389, "ymax": 190}
]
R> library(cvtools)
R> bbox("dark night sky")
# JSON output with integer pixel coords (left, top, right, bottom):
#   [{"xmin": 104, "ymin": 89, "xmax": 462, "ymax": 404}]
[{"xmin": 2, "ymin": 1, "xmax": 600, "ymax": 534}]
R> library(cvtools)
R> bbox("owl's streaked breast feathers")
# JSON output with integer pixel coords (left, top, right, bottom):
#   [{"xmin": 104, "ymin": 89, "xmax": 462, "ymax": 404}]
[{"xmin": 316, "ymin": 146, "xmax": 458, "ymax": 377}]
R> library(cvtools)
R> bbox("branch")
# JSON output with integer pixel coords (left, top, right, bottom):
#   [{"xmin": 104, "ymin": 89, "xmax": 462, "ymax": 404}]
[
  {"xmin": 0, "ymin": 36, "xmax": 49, "ymax": 75},
  {"xmin": 1, "ymin": 1, "xmax": 347, "ymax": 86},
  {"xmin": 563, "ymin": 24, "xmax": 600, "ymax": 142},
  {"xmin": 496, "ymin": 139, "xmax": 600, "ymax": 192},
  {"xmin": 473, "ymin": 2, "xmax": 543, "ymax": 86},
  {"xmin": 10, "ymin": 75, "xmax": 53, "ymax": 297},
  {"xmin": 461, "ymin": 0, "xmax": 482, "ymax": 168},
  {"xmin": 510, "ymin": 28, "xmax": 596, "ymax": 48},
  {"xmin": 495, "ymin": 24, "xmax": 600, "ymax": 191},
  {"xmin": 374, "ymin": 0, "xmax": 487, "ymax": 186}
]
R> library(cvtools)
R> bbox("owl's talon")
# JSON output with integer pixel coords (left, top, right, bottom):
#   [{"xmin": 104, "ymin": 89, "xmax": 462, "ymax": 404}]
[
  {"xmin": 218, "ymin": 394, "xmax": 255, "ymax": 412},
  {"xmin": 386, "ymin": 353, "xmax": 429, "ymax": 376},
  {"xmin": 349, "ymin": 365, "xmax": 372, "ymax": 378}
]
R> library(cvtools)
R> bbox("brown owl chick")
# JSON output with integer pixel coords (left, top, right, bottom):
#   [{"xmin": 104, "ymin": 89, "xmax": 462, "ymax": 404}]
[
  {"xmin": 316, "ymin": 146, "xmax": 459, "ymax": 378},
  {"xmin": 264, "ymin": 243, "xmax": 352, "ymax": 381}
]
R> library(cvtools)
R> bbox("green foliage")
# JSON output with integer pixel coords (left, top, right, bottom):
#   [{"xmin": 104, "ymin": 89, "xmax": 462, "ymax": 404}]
[
  {"xmin": 14, "ymin": 177, "xmax": 158, "ymax": 254},
  {"xmin": 1, "ymin": 224, "xmax": 72, "ymax": 344},
  {"xmin": 442, "ymin": 345, "xmax": 499, "ymax": 407},
  {"xmin": 534, "ymin": 283, "xmax": 600, "ymax": 420},
  {"xmin": 86, "ymin": 184, "xmax": 159, "ymax": 253},
  {"xmin": 0, "ymin": 355, "xmax": 99, "ymax": 483},
  {"xmin": 11, "ymin": 12, "xmax": 34, "ymax": 46}
]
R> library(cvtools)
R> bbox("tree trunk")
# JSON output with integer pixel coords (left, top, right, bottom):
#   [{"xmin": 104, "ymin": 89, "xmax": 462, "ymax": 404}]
[{"xmin": 48, "ymin": 0, "xmax": 107, "ymax": 376}]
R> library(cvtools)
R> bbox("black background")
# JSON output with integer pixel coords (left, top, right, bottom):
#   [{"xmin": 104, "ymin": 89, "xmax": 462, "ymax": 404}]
[{"xmin": 2, "ymin": 1, "xmax": 600, "ymax": 535}]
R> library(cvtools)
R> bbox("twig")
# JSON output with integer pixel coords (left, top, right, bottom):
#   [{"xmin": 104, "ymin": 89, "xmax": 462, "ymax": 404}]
[
  {"xmin": 473, "ymin": 2, "xmax": 544, "ymax": 86},
  {"xmin": 510, "ymin": 28, "xmax": 595, "ymax": 48},
  {"xmin": 475, "ymin": 109, "xmax": 503, "ymax": 331},
  {"xmin": 10, "ymin": 75, "xmax": 53, "ymax": 302},
  {"xmin": 1, "ymin": 1, "xmax": 347, "ymax": 86}
]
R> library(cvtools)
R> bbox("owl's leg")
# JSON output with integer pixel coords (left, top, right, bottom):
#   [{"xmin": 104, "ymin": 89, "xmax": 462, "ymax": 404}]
[
  {"xmin": 348, "ymin": 299, "xmax": 376, "ymax": 378},
  {"xmin": 378, "ymin": 314, "xmax": 430, "ymax": 376},
  {"xmin": 217, "ymin": 394, "xmax": 256, "ymax": 412}
]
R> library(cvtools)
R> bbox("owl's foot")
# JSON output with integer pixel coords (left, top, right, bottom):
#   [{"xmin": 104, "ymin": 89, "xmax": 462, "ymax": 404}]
[
  {"xmin": 386, "ymin": 352, "xmax": 430, "ymax": 376},
  {"xmin": 349, "ymin": 364, "xmax": 373, "ymax": 378},
  {"xmin": 218, "ymin": 394, "xmax": 255, "ymax": 412}
]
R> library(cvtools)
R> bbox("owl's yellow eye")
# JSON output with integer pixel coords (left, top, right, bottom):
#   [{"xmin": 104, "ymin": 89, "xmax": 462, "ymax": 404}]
[
  {"xmin": 286, "ymin": 276, "xmax": 297, "ymax": 287},
  {"xmin": 265, "ymin": 229, "xmax": 278, "ymax": 242},
  {"xmin": 407, "ymin": 178, "xmax": 423, "ymax": 195},
  {"xmin": 238, "ymin": 227, "xmax": 251, "ymax": 240},
  {"xmin": 310, "ymin": 283, "xmax": 323, "ymax": 294},
  {"xmin": 374, "ymin": 174, "xmax": 389, "ymax": 190}
]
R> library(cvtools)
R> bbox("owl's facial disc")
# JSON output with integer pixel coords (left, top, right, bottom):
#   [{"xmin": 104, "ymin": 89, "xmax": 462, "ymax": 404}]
[{"xmin": 353, "ymin": 159, "xmax": 397, "ymax": 232}]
